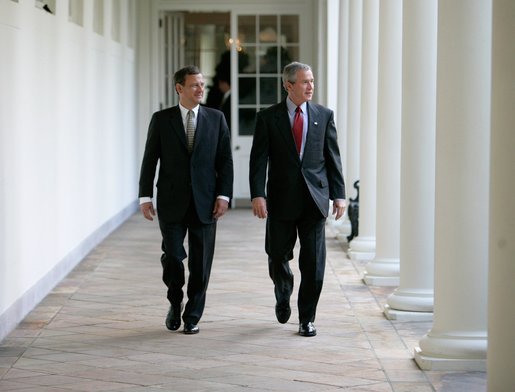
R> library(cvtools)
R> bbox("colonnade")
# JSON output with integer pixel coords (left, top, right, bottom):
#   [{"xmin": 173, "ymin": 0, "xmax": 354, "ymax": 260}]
[{"xmin": 333, "ymin": 0, "xmax": 515, "ymax": 386}]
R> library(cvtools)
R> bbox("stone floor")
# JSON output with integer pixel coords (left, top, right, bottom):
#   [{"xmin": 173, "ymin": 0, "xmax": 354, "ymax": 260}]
[{"xmin": 0, "ymin": 209, "xmax": 486, "ymax": 391}]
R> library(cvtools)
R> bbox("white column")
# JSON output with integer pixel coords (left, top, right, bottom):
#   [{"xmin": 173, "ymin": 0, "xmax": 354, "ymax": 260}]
[
  {"xmin": 384, "ymin": 0, "xmax": 437, "ymax": 320},
  {"xmin": 487, "ymin": 0, "xmax": 515, "ymax": 389},
  {"xmin": 338, "ymin": 0, "xmax": 362, "ymax": 244},
  {"xmin": 325, "ymin": 0, "xmax": 341, "ymax": 110},
  {"xmin": 348, "ymin": 0, "xmax": 378, "ymax": 261},
  {"xmin": 414, "ymin": 0, "xmax": 491, "ymax": 371},
  {"xmin": 331, "ymin": 0, "xmax": 352, "ymax": 239},
  {"xmin": 362, "ymin": 0, "xmax": 402, "ymax": 286}
]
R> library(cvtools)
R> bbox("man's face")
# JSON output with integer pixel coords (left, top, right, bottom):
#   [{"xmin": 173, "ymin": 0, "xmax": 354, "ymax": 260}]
[
  {"xmin": 177, "ymin": 73, "xmax": 205, "ymax": 108},
  {"xmin": 286, "ymin": 69, "xmax": 314, "ymax": 106}
]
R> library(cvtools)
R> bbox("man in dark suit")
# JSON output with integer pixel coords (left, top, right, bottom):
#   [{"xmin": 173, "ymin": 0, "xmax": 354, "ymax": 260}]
[
  {"xmin": 139, "ymin": 65, "xmax": 233, "ymax": 335},
  {"xmin": 218, "ymin": 76, "xmax": 231, "ymax": 130},
  {"xmin": 249, "ymin": 62, "xmax": 346, "ymax": 337}
]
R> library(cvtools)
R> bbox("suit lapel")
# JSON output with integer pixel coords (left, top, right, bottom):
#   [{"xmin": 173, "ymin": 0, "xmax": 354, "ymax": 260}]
[
  {"xmin": 275, "ymin": 101, "xmax": 299, "ymax": 158},
  {"xmin": 305, "ymin": 103, "xmax": 321, "ymax": 150},
  {"xmin": 170, "ymin": 106, "xmax": 189, "ymax": 151},
  {"xmin": 193, "ymin": 106, "xmax": 208, "ymax": 153},
  {"xmin": 275, "ymin": 101, "xmax": 322, "ymax": 160}
]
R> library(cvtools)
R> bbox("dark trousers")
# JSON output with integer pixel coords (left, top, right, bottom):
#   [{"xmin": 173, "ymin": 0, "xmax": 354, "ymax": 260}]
[
  {"xmin": 266, "ymin": 193, "xmax": 326, "ymax": 324},
  {"xmin": 158, "ymin": 202, "xmax": 216, "ymax": 324}
]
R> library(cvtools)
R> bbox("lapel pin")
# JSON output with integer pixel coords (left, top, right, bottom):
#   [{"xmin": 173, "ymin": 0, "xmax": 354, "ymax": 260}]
[{"xmin": 314, "ymin": 122, "xmax": 318, "ymax": 126}]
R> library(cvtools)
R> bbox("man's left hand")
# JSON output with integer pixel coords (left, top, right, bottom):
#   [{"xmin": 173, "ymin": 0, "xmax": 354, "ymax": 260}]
[
  {"xmin": 332, "ymin": 199, "xmax": 346, "ymax": 221},
  {"xmin": 213, "ymin": 199, "xmax": 229, "ymax": 219}
]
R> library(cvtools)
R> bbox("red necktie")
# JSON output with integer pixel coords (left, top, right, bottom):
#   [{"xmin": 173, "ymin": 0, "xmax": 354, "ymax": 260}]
[{"xmin": 292, "ymin": 106, "xmax": 303, "ymax": 154}]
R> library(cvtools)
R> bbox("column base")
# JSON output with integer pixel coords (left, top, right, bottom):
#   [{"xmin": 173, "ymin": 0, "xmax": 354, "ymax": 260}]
[
  {"xmin": 386, "ymin": 288, "xmax": 434, "ymax": 312},
  {"xmin": 363, "ymin": 272, "xmax": 399, "ymax": 286},
  {"xmin": 414, "ymin": 347, "xmax": 486, "ymax": 371},
  {"xmin": 348, "ymin": 236, "xmax": 376, "ymax": 261},
  {"xmin": 362, "ymin": 257, "xmax": 400, "ymax": 286},
  {"xmin": 383, "ymin": 304, "xmax": 433, "ymax": 321},
  {"xmin": 348, "ymin": 250, "xmax": 375, "ymax": 261},
  {"xmin": 415, "ymin": 332, "xmax": 487, "ymax": 371}
]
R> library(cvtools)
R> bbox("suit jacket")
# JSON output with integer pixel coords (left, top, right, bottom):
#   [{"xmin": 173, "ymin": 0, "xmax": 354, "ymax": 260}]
[
  {"xmin": 139, "ymin": 105, "xmax": 233, "ymax": 224},
  {"xmin": 249, "ymin": 100, "xmax": 345, "ymax": 220}
]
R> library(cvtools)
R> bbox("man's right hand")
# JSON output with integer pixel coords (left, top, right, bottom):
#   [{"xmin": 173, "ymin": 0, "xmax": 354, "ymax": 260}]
[
  {"xmin": 140, "ymin": 202, "xmax": 156, "ymax": 221},
  {"xmin": 252, "ymin": 197, "xmax": 268, "ymax": 219}
]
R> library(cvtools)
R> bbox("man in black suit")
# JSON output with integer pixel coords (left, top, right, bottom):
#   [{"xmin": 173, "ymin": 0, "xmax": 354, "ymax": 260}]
[
  {"xmin": 249, "ymin": 62, "xmax": 346, "ymax": 337},
  {"xmin": 217, "ymin": 74, "xmax": 231, "ymax": 130},
  {"xmin": 139, "ymin": 65, "xmax": 233, "ymax": 335}
]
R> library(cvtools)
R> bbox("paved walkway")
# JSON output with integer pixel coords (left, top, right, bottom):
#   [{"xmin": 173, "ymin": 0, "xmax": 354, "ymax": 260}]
[{"xmin": 0, "ymin": 209, "xmax": 486, "ymax": 391}]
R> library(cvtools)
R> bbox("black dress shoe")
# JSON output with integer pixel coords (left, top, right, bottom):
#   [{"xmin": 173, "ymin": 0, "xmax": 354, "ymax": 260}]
[
  {"xmin": 299, "ymin": 322, "xmax": 317, "ymax": 337},
  {"xmin": 165, "ymin": 304, "xmax": 182, "ymax": 331},
  {"xmin": 275, "ymin": 303, "xmax": 291, "ymax": 324},
  {"xmin": 183, "ymin": 323, "xmax": 199, "ymax": 334}
]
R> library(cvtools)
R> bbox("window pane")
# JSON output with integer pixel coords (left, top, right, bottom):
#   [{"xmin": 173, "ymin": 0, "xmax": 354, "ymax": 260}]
[
  {"xmin": 238, "ymin": 15, "xmax": 256, "ymax": 44},
  {"xmin": 259, "ymin": 46, "xmax": 278, "ymax": 74},
  {"xmin": 260, "ymin": 46, "xmax": 295, "ymax": 74},
  {"xmin": 239, "ymin": 77, "xmax": 256, "ymax": 104},
  {"xmin": 282, "ymin": 46, "xmax": 297, "ymax": 67},
  {"xmin": 259, "ymin": 15, "xmax": 277, "ymax": 43},
  {"xmin": 280, "ymin": 15, "xmax": 299, "ymax": 43},
  {"xmin": 240, "ymin": 47, "xmax": 256, "ymax": 74},
  {"xmin": 239, "ymin": 109, "xmax": 257, "ymax": 136},
  {"xmin": 260, "ymin": 77, "xmax": 279, "ymax": 105}
]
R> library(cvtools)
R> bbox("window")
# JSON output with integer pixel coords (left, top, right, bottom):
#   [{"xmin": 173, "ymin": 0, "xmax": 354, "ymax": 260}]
[
  {"xmin": 93, "ymin": 0, "xmax": 104, "ymax": 35},
  {"xmin": 237, "ymin": 14, "xmax": 299, "ymax": 135},
  {"xmin": 69, "ymin": 0, "xmax": 84, "ymax": 26}
]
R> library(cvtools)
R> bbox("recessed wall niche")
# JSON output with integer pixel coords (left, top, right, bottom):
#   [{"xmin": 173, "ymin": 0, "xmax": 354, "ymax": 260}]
[
  {"xmin": 69, "ymin": 0, "xmax": 83, "ymax": 26},
  {"xmin": 93, "ymin": 0, "xmax": 104, "ymax": 35},
  {"xmin": 35, "ymin": 0, "xmax": 56, "ymax": 14},
  {"xmin": 111, "ymin": 0, "xmax": 121, "ymax": 42}
]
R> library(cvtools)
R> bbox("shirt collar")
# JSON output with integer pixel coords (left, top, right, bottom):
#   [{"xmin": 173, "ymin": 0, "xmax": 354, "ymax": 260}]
[
  {"xmin": 286, "ymin": 97, "xmax": 307, "ymax": 115},
  {"xmin": 179, "ymin": 103, "xmax": 200, "ymax": 118}
]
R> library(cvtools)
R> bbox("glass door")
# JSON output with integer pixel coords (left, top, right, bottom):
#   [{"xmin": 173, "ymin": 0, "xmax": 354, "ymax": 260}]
[{"xmin": 231, "ymin": 13, "xmax": 301, "ymax": 205}]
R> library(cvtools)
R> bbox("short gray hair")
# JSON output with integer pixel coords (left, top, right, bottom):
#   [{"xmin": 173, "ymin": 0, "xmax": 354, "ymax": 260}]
[{"xmin": 282, "ymin": 62, "xmax": 312, "ymax": 84}]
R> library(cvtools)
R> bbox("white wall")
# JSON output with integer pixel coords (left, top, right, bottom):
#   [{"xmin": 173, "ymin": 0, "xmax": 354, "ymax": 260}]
[{"xmin": 0, "ymin": 0, "xmax": 139, "ymax": 340}]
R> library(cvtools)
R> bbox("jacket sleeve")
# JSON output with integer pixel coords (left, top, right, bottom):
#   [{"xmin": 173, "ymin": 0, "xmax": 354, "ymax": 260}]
[
  {"xmin": 215, "ymin": 114, "xmax": 234, "ymax": 199},
  {"xmin": 324, "ymin": 111, "xmax": 346, "ymax": 200},
  {"xmin": 249, "ymin": 112, "xmax": 269, "ymax": 199},
  {"xmin": 138, "ymin": 113, "xmax": 160, "ymax": 198}
]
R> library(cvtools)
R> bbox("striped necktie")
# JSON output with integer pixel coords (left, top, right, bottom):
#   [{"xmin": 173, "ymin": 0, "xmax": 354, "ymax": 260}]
[{"xmin": 186, "ymin": 110, "xmax": 195, "ymax": 153}]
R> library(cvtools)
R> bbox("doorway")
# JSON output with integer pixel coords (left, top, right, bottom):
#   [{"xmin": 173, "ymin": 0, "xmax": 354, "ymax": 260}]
[
  {"xmin": 159, "ymin": 12, "xmax": 231, "ymax": 110},
  {"xmin": 158, "ymin": 8, "xmax": 304, "ymax": 206}
]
